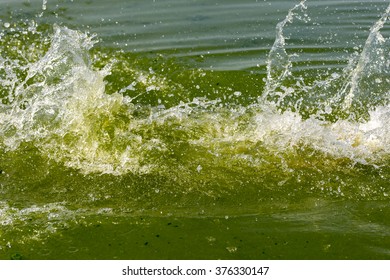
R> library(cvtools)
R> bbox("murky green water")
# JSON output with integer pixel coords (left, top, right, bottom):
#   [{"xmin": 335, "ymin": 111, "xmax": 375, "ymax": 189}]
[{"xmin": 1, "ymin": 0, "xmax": 390, "ymax": 259}]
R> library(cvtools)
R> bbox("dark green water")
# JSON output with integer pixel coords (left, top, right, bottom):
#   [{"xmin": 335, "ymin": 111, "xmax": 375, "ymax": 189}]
[{"xmin": 1, "ymin": 0, "xmax": 390, "ymax": 259}]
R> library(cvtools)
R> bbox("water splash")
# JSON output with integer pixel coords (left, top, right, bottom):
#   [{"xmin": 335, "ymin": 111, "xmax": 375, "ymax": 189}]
[
  {"xmin": 341, "ymin": 4, "xmax": 390, "ymax": 113},
  {"xmin": 1, "ymin": 3, "xmax": 390, "ymax": 178},
  {"xmin": 262, "ymin": 1, "xmax": 390, "ymax": 123},
  {"xmin": 262, "ymin": 0, "xmax": 309, "ymax": 104}
]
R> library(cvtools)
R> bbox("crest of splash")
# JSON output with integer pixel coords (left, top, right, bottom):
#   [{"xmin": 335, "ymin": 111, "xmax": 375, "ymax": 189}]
[
  {"xmin": 340, "ymin": 4, "xmax": 390, "ymax": 114},
  {"xmin": 261, "ymin": 0, "xmax": 309, "ymax": 106}
]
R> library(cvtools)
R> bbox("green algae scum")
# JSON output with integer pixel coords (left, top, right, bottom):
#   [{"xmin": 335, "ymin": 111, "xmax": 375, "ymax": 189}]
[{"xmin": 1, "ymin": 0, "xmax": 390, "ymax": 259}]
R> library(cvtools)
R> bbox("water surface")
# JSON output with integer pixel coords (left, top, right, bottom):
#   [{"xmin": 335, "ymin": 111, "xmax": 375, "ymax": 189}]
[{"xmin": 1, "ymin": 0, "xmax": 390, "ymax": 259}]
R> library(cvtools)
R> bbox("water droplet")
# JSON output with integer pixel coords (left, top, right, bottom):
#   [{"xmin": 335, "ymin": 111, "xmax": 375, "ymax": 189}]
[
  {"xmin": 226, "ymin": 246, "xmax": 237, "ymax": 253},
  {"xmin": 206, "ymin": 236, "xmax": 216, "ymax": 242}
]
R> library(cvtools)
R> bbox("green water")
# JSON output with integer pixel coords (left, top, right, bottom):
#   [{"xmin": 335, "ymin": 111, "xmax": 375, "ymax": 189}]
[{"xmin": 1, "ymin": 0, "xmax": 390, "ymax": 259}]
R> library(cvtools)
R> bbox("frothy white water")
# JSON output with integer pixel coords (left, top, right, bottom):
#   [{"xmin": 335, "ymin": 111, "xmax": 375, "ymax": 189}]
[{"xmin": 250, "ymin": 104, "xmax": 390, "ymax": 166}]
